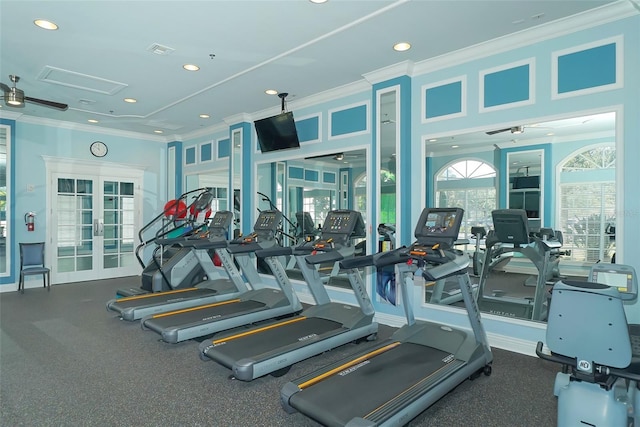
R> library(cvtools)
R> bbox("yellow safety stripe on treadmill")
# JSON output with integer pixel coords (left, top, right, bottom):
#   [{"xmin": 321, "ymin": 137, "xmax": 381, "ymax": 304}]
[
  {"xmin": 212, "ymin": 316, "xmax": 308, "ymax": 345},
  {"xmin": 298, "ymin": 341, "xmax": 402, "ymax": 389},
  {"xmin": 117, "ymin": 288, "xmax": 198, "ymax": 302},
  {"xmin": 150, "ymin": 299, "xmax": 241, "ymax": 318},
  {"xmin": 363, "ymin": 361, "xmax": 456, "ymax": 421}
]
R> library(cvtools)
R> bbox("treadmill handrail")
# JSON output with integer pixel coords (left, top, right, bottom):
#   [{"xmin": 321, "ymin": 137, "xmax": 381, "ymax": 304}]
[
  {"xmin": 340, "ymin": 254, "xmax": 375, "ymax": 269},
  {"xmin": 255, "ymin": 246, "xmax": 293, "ymax": 258},
  {"xmin": 305, "ymin": 249, "xmax": 343, "ymax": 265},
  {"xmin": 419, "ymin": 250, "xmax": 469, "ymax": 281},
  {"xmin": 179, "ymin": 237, "xmax": 228, "ymax": 250}
]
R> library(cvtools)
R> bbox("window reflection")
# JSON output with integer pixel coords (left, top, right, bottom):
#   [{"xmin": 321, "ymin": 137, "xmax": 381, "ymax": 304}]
[{"xmin": 0, "ymin": 126, "xmax": 7, "ymax": 274}]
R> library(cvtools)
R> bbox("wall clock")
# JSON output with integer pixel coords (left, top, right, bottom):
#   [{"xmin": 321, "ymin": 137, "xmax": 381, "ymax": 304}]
[{"xmin": 90, "ymin": 141, "xmax": 108, "ymax": 157}]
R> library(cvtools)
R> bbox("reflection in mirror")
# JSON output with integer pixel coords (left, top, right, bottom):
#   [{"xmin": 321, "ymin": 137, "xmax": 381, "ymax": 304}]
[
  {"xmin": 255, "ymin": 148, "xmax": 367, "ymax": 288},
  {"xmin": 507, "ymin": 149, "xmax": 543, "ymax": 224},
  {"xmin": 184, "ymin": 170, "xmax": 229, "ymax": 212},
  {"xmin": 425, "ymin": 111, "xmax": 616, "ymax": 323},
  {"xmin": 377, "ymin": 90, "xmax": 398, "ymax": 248},
  {"xmin": 231, "ymin": 129, "xmax": 242, "ymax": 237},
  {"xmin": 0, "ymin": 125, "xmax": 7, "ymax": 275}
]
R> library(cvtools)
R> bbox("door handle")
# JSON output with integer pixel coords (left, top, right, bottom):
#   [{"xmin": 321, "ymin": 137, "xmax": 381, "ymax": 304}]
[{"xmin": 94, "ymin": 219, "xmax": 104, "ymax": 236}]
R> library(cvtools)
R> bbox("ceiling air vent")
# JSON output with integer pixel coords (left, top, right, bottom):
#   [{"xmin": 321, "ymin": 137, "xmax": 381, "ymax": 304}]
[{"xmin": 147, "ymin": 43, "xmax": 175, "ymax": 55}]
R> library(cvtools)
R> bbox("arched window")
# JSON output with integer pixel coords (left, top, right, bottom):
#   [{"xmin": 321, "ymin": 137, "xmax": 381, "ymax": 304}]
[
  {"xmin": 557, "ymin": 144, "xmax": 615, "ymax": 263},
  {"xmin": 435, "ymin": 159, "xmax": 496, "ymax": 238}
]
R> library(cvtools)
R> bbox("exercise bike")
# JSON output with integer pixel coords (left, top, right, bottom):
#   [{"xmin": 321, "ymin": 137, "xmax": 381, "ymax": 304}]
[{"xmin": 536, "ymin": 263, "xmax": 640, "ymax": 426}]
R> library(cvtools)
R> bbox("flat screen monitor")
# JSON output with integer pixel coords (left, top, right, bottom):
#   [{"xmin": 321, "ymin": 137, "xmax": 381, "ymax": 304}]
[
  {"xmin": 512, "ymin": 175, "xmax": 540, "ymax": 189},
  {"xmin": 254, "ymin": 112, "xmax": 300, "ymax": 153},
  {"xmin": 415, "ymin": 208, "xmax": 464, "ymax": 244}
]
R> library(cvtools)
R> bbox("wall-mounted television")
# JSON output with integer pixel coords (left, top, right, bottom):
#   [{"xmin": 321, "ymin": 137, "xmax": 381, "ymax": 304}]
[
  {"xmin": 512, "ymin": 175, "xmax": 540, "ymax": 189},
  {"xmin": 254, "ymin": 111, "xmax": 300, "ymax": 153}
]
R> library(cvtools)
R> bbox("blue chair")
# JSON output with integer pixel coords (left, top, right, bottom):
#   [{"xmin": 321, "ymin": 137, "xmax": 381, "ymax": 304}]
[{"xmin": 19, "ymin": 242, "xmax": 50, "ymax": 293}]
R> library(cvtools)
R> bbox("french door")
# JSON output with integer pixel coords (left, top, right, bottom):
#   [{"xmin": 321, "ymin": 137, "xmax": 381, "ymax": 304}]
[{"xmin": 49, "ymin": 170, "xmax": 142, "ymax": 284}]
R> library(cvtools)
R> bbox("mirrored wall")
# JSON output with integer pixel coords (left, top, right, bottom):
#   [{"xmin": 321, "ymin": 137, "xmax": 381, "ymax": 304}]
[
  {"xmin": 184, "ymin": 169, "xmax": 230, "ymax": 213},
  {"xmin": 0, "ymin": 125, "xmax": 8, "ymax": 275},
  {"xmin": 256, "ymin": 149, "xmax": 367, "ymax": 246},
  {"xmin": 426, "ymin": 111, "xmax": 617, "ymax": 323}
]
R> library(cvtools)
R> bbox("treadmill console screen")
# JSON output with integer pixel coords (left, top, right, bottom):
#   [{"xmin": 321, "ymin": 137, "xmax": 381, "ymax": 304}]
[
  {"xmin": 589, "ymin": 264, "xmax": 637, "ymax": 298},
  {"xmin": 254, "ymin": 210, "xmax": 282, "ymax": 231},
  {"xmin": 416, "ymin": 208, "xmax": 463, "ymax": 241},
  {"xmin": 295, "ymin": 211, "xmax": 317, "ymax": 236},
  {"xmin": 492, "ymin": 209, "xmax": 530, "ymax": 245},
  {"xmin": 209, "ymin": 211, "xmax": 233, "ymax": 228},
  {"xmin": 322, "ymin": 210, "xmax": 362, "ymax": 236}
]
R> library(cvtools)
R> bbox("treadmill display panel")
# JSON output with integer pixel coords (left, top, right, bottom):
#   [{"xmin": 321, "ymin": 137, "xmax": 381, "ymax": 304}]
[
  {"xmin": 254, "ymin": 210, "xmax": 282, "ymax": 231},
  {"xmin": 417, "ymin": 208, "xmax": 463, "ymax": 239},
  {"xmin": 209, "ymin": 211, "xmax": 233, "ymax": 227},
  {"xmin": 322, "ymin": 211, "xmax": 358, "ymax": 234}
]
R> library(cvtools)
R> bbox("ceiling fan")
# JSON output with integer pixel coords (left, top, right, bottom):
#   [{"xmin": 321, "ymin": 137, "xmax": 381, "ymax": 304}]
[
  {"xmin": 485, "ymin": 125, "xmax": 525, "ymax": 135},
  {"xmin": 1, "ymin": 75, "xmax": 68, "ymax": 111},
  {"xmin": 305, "ymin": 152, "xmax": 362, "ymax": 162}
]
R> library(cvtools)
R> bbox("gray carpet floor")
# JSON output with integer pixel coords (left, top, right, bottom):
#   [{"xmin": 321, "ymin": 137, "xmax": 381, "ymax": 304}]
[{"xmin": 0, "ymin": 277, "xmax": 559, "ymax": 426}]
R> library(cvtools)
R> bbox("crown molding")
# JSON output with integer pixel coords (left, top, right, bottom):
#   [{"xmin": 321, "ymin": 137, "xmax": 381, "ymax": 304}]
[
  {"xmin": 4, "ymin": 113, "xmax": 167, "ymax": 142},
  {"xmin": 412, "ymin": 0, "xmax": 638, "ymax": 76},
  {"xmin": 0, "ymin": 110, "xmax": 23, "ymax": 120},
  {"xmin": 179, "ymin": 121, "xmax": 232, "ymax": 141},
  {"xmin": 363, "ymin": 60, "xmax": 415, "ymax": 84},
  {"xmin": 223, "ymin": 112, "xmax": 253, "ymax": 126}
]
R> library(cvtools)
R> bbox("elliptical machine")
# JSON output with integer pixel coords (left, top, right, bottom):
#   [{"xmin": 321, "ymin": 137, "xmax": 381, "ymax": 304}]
[{"xmin": 536, "ymin": 263, "xmax": 640, "ymax": 426}]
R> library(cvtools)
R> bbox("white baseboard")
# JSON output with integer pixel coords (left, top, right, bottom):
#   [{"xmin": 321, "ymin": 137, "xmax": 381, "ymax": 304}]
[{"xmin": 373, "ymin": 311, "xmax": 539, "ymax": 357}]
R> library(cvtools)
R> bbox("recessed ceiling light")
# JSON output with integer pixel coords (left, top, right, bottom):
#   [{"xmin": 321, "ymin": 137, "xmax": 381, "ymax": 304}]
[
  {"xmin": 124, "ymin": 98, "xmax": 137, "ymax": 103},
  {"xmin": 199, "ymin": 114, "xmax": 210, "ymax": 119},
  {"xmin": 428, "ymin": 138, "xmax": 437, "ymax": 142},
  {"xmin": 88, "ymin": 119, "xmax": 99, "ymax": 123},
  {"xmin": 154, "ymin": 130, "xmax": 164, "ymax": 134},
  {"xmin": 393, "ymin": 42, "xmax": 411, "ymax": 52},
  {"xmin": 451, "ymin": 145, "xmax": 459, "ymax": 149},
  {"xmin": 309, "ymin": 0, "xmax": 328, "ymax": 3},
  {"xmin": 546, "ymin": 132, "xmax": 555, "ymax": 136},
  {"xmin": 34, "ymin": 19, "xmax": 58, "ymax": 30},
  {"xmin": 183, "ymin": 64, "xmax": 200, "ymax": 71},
  {"xmin": 265, "ymin": 89, "xmax": 278, "ymax": 95}
]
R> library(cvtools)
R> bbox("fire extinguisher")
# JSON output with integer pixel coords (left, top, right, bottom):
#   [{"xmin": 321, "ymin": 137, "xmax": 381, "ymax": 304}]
[{"xmin": 25, "ymin": 212, "xmax": 36, "ymax": 232}]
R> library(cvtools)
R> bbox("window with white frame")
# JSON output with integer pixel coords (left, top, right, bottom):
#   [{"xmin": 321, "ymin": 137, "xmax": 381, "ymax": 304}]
[
  {"xmin": 557, "ymin": 144, "xmax": 615, "ymax": 263},
  {"xmin": 435, "ymin": 159, "xmax": 497, "ymax": 238}
]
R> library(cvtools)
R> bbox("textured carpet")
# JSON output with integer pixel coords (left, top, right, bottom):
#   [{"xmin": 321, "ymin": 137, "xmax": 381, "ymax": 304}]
[{"xmin": 0, "ymin": 277, "xmax": 559, "ymax": 426}]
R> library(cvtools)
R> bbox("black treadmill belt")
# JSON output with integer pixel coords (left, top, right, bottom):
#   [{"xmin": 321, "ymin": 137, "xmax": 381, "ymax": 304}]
[
  {"xmin": 145, "ymin": 300, "xmax": 265, "ymax": 329},
  {"xmin": 113, "ymin": 288, "xmax": 217, "ymax": 309},
  {"xmin": 209, "ymin": 317, "xmax": 343, "ymax": 361},
  {"xmin": 290, "ymin": 342, "xmax": 458, "ymax": 426}
]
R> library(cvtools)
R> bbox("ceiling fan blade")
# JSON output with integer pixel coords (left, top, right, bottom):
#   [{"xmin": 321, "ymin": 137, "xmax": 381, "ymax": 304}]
[
  {"xmin": 25, "ymin": 96, "xmax": 69, "ymax": 111},
  {"xmin": 485, "ymin": 128, "xmax": 511, "ymax": 135},
  {"xmin": 0, "ymin": 82, "xmax": 10, "ymax": 93},
  {"xmin": 305, "ymin": 153, "xmax": 341, "ymax": 160}
]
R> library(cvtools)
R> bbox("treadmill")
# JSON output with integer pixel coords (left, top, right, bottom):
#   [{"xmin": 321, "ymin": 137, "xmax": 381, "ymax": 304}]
[
  {"xmin": 476, "ymin": 209, "xmax": 563, "ymax": 321},
  {"xmin": 281, "ymin": 207, "xmax": 493, "ymax": 427},
  {"xmin": 199, "ymin": 209, "xmax": 378, "ymax": 381},
  {"xmin": 141, "ymin": 210, "xmax": 303, "ymax": 343},
  {"xmin": 106, "ymin": 211, "xmax": 246, "ymax": 321}
]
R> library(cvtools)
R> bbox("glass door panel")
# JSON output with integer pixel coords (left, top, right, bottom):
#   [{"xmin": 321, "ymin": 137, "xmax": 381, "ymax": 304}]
[{"xmin": 52, "ymin": 173, "xmax": 140, "ymax": 283}]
